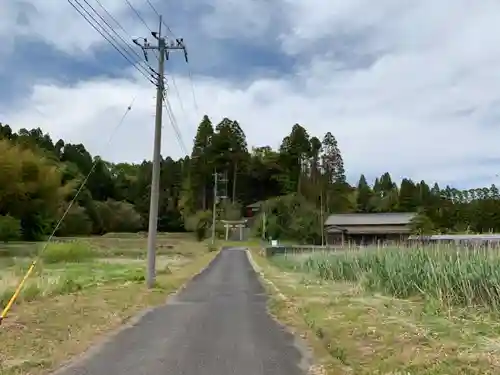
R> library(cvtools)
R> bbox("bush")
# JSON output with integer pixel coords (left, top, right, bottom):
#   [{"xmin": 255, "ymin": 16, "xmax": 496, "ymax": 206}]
[
  {"xmin": 185, "ymin": 210, "xmax": 213, "ymax": 241},
  {"xmin": 219, "ymin": 200, "xmax": 242, "ymax": 221},
  {"xmin": 252, "ymin": 193, "xmax": 321, "ymax": 244},
  {"xmin": 94, "ymin": 199, "xmax": 143, "ymax": 233},
  {"xmin": 41, "ymin": 241, "xmax": 96, "ymax": 264},
  {"xmin": 55, "ymin": 203, "xmax": 92, "ymax": 236},
  {"xmin": 0, "ymin": 215, "xmax": 21, "ymax": 242}
]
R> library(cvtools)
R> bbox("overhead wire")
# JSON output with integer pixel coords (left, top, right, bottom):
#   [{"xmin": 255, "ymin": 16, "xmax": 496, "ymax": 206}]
[
  {"xmin": 0, "ymin": 98, "xmax": 137, "ymax": 326},
  {"xmin": 93, "ymin": 0, "xmax": 157, "ymax": 74},
  {"xmin": 68, "ymin": 0, "xmax": 155, "ymax": 85},
  {"xmin": 70, "ymin": 0, "xmax": 152, "ymax": 81},
  {"xmin": 125, "ymin": 0, "xmax": 153, "ymax": 32},
  {"xmin": 168, "ymin": 75, "xmax": 187, "ymax": 119},
  {"xmin": 186, "ymin": 64, "xmax": 200, "ymax": 113},
  {"xmin": 123, "ymin": 0, "xmax": 160, "ymax": 61},
  {"xmin": 141, "ymin": 0, "xmax": 199, "ymax": 127},
  {"xmin": 163, "ymin": 93, "xmax": 188, "ymax": 155},
  {"xmin": 119, "ymin": 0, "xmax": 192, "ymax": 156},
  {"xmin": 144, "ymin": 0, "xmax": 175, "ymax": 36}
]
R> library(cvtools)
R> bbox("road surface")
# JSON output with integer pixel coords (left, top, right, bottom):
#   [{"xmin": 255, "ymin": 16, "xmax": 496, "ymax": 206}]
[{"xmin": 53, "ymin": 248, "xmax": 309, "ymax": 375}]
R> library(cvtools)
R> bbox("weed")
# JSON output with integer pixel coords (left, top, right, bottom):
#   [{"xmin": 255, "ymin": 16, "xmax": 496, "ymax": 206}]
[{"xmin": 41, "ymin": 241, "xmax": 96, "ymax": 264}]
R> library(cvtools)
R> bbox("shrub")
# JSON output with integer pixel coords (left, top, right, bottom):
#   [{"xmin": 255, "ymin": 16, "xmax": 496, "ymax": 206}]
[
  {"xmin": 41, "ymin": 241, "xmax": 96, "ymax": 264},
  {"xmin": 94, "ymin": 199, "xmax": 143, "ymax": 233},
  {"xmin": 55, "ymin": 203, "xmax": 92, "ymax": 236},
  {"xmin": 185, "ymin": 210, "xmax": 213, "ymax": 241},
  {"xmin": 252, "ymin": 194, "xmax": 321, "ymax": 243},
  {"xmin": 0, "ymin": 215, "xmax": 21, "ymax": 242}
]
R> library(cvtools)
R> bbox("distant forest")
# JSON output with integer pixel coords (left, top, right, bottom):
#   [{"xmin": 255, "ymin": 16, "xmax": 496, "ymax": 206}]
[{"xmin": 1, "ymin": 116, "xmax": 500, "ymax": 243}]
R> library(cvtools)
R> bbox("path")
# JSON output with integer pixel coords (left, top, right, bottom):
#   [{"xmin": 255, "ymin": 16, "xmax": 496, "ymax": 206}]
[{"xmin": 53, "ymin": 248, "xmax": 308, "ymax": 375}]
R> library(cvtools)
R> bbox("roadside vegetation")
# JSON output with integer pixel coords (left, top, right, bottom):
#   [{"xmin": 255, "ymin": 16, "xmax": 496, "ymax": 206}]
[
  {"xmin": 253, "ymin": 245, "xmax": 500, "ymax": 375},
  {"xmin": 0, "ymin": 234, "xmax": 216, "ymax": 375},
  {"xmin": 4, "ymin": 101, "xmax": 500, "ymax": 375}
]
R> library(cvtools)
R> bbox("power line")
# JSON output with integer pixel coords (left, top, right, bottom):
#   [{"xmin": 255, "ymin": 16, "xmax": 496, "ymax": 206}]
[
  {"xmin": 68, "ymin": 0, "xmax": 154, "ymax": 84},
  {"xmin": 93, "ymin": 0, "xmax": 156, "ymax": 73},
  {"xmin": 70, "ymin": 0, "xmax": 152, "ymax": 79},
  {"xmin": 0, "ymin": 97, "xmax": 137, "ymax": 325},
  {"xmin": 124, "ymin": 0, "xmax": 160, "ymax": 61},
  {"xmin": 82, "ymin": 0, "xmax": 145, "ymax": 63},
  {"xmin": 163, "ymin": 95, "xmax": 188, "ymax": 155},
  {"xmin": 186, "ymin": 64, "xmax": 200, "ymax": 112},
  {"xmin": 144, "ymin": 0, "xmax": 175, "ymax": 36},
  {"xmin": 166, "ymin": 74, "xmax": 190, "ymax": 132},
  {"xmin": 140, "ymin": 0, "xmax": 199, "ymax": 119},
  {"xmin": 125, "ymin": 0, "xmax": 153, "ymax": 32}
]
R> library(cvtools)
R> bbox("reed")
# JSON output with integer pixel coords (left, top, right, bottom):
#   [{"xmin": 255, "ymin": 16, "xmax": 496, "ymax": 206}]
[{"xmin": 272, "ymin": 243, "xmax": 500, "ymax": 310}]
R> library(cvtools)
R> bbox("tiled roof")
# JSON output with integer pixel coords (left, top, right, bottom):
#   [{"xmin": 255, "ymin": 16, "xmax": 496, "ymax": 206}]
[{"xmin": 325, "ymin": 212, "xmax": 417, "ymax": 226}]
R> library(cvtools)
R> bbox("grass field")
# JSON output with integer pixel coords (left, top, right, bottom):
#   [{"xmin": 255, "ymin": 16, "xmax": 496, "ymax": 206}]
[
  {"xmin": 0, "ymin": 233, "xmax": 217, "ymax": 375},
  {"xmin": 253, "ymin": 245, "xmax": 500, "ymax": 375}
]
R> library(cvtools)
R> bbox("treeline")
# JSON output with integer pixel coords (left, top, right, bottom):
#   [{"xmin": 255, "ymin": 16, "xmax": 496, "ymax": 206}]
[{"xmin": 1, "ymin": 116, "xmax": 500, "ymax": 242}]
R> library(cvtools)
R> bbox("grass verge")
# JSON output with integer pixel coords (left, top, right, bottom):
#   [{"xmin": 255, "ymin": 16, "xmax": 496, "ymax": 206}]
[
  {"xmin": 251, "ymin": 248, "xmax": 500, "ymax": 375},
  {"xmin": 0, "ymin": 239, "xmax": 217, "ymax": 375}
]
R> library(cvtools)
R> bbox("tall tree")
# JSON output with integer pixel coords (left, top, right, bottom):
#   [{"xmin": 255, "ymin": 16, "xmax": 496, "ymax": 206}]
[
  {"xmin": 321, "ymin": 132, "xmax": 346, "ymax": 185},
  {"xmin": 189, "ymin": 115, "xmax": 214, "ymax": 210},
  {"xmin": 228, "ymin": 120, "xmax": 248, "ymax": 203},
  {"xmin": 279, "ymin": 124, "xmax": 311, "ymax": 194},
  {"xmin": 356, "ymin": 174, "xmax": 373, "ymax": 212}
]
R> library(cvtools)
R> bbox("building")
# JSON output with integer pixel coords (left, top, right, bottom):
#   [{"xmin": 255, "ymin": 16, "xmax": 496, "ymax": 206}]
[
  {"xmin": 245, "ymin": 201, "xmax": 262, "ymax": 218},
  {"xmin": 325, "ymin": 212, "xmax": 417, "ymax": 245}
]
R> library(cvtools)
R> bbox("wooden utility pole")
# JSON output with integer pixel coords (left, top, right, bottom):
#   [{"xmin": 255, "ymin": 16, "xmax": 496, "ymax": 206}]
[
  {"xmin": 320, "ymin": 191, "xmax": 325, "ymax": 246},
  {"xmin": 133, "ymin": 16, "xmax": 188, "ymax": 288}
]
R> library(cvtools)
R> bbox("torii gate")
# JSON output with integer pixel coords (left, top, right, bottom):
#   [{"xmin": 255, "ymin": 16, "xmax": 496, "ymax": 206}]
[{"xmin": 221, "ymin": 219, "xmax": 248, "ymax": 241}]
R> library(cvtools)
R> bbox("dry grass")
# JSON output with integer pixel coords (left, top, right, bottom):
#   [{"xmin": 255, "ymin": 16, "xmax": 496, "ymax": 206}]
[
  {"xmin": 0, "ymin": 232, "xmax": 199, "ymax": 259},
  {"xmin": 0, "ymin": 233, "xmax": 216, "ymax": 375},
  {"xmin": 252, "ymin": 248, "xmax": 500, "ymax": 375}
]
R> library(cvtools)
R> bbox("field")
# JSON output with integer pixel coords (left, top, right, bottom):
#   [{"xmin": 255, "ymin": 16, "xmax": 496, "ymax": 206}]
[
  {"xmin": 0, "ymin": 233, "xmax": 217, "ymax": 375},
  {"xmin": 253, "ymin": 245, "xmax": 500, "ymax": 374}
]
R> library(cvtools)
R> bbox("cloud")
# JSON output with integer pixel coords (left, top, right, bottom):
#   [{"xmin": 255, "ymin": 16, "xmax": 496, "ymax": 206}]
[{"xmin": 2, "ymin": 0, "xmax": 500, "ymax": 189}]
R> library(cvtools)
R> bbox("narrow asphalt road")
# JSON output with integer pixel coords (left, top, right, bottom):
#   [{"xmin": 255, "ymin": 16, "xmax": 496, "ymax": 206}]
[{"xmin": 53, "ymin": 248, "xmax": 308, "ymax": 375}]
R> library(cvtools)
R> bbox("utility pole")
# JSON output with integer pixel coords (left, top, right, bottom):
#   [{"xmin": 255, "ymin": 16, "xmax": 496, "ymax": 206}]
[
  {"xmin": 211, "ymin": 170, "xmax": 228, "ymax": 244},
  {"xmin": 320, "ymin": 191, "xmax": 325, "ymax": 246},
  {"xmin": 212, "ymin": 171, "xmax": 218, "ymax": 245},
  {"xmin": 262, "ymin": 211, "xmax": 266, "ymax": 242},
  {"xmin": 133, "ymin": 16, "xmax": 188, "ymax": 289}
]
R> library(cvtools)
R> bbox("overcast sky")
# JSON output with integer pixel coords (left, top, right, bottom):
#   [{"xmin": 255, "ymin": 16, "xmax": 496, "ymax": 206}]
[{"xmin": 1, "ymin": 0, "xmax": 500, "ymax": 189}]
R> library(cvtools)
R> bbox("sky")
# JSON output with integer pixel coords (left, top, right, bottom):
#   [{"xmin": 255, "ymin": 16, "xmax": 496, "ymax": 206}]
[{"xmin": 1, "ymin": 0, "xmax": 500, "ymax": 189}]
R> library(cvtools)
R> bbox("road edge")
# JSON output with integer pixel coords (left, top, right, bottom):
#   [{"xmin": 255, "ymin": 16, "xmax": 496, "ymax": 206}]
[
  {"xmin": 244, "ymin": 248, "xmax": 325, "ymax": 375},
  {"xmin": 50, "ymin": 249, "xmax": 221, "ymax": 375},
  {"xmin": 245, "ymin": 247, "xmax": 286, "ymax": 300}
]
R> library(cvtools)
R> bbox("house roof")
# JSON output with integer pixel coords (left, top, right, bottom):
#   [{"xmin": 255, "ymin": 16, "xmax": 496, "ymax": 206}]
[
  {"xmin": 328, "ymin": 225, "xmax": 412, "ymax": 234},
  {"xmin": 246, "ymin": 201, "xmax": 262, "ymax": 209},
  {"xmin": 325, "ymin": 212, "xmax": 417, "ymax": 227}
]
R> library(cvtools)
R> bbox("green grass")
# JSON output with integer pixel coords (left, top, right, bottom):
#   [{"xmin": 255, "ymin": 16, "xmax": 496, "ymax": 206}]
[
  {"xmin": 0, "ymin": 232, "xmax": 201, "ymax": 259},
  {"xmin": 0, "ymin": 257, "xmax": 148, "ymax": 307},
  {"xmin": 0, "ymin": 241, "xmax": 218, "ymax": 375},
  {"xmin": 0, "ymin": 233, "xmax": 208, "ymax": 309},
  {"xmin": 255, "ymin": 247, "xmax": 500, "ymax": 374},
  {"xmin": 41, "ymin": 241, "xmax": 97, "ymax": 263},
  {"xmin": 272, "ymin": 245, "xmax": 500, "ymax": 310}
]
